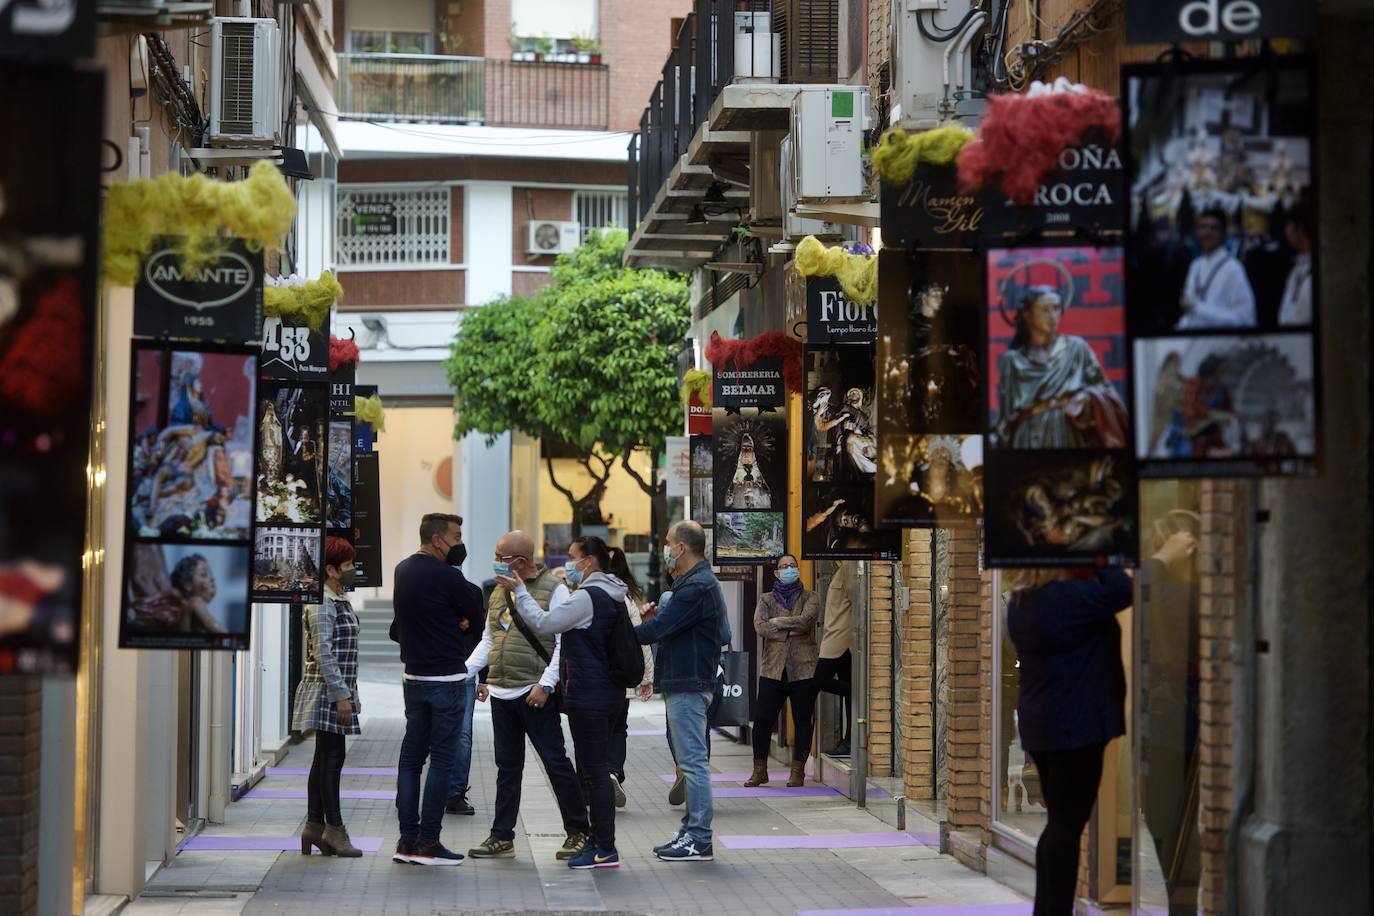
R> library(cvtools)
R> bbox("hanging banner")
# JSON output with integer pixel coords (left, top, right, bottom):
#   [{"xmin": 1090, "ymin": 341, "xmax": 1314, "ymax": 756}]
[
  {"xmin": 1126, "ymin": 0, "xmax": 1315, "ymax": 44},
  {"xmin": 326, "ymin": 363, "xmax": 355, "ymax": 542},
  {"xmin": 984, "ymin": 246, "xmax": 1138, "ymax": 567},
  {"xmin": 805, "ymin": 276, "xmax": 878, "ymax": 345},
  {"xmin": 665, "ymin": 435, "xmax": 690, "ymax": 499},
  {"xmin": 980, "ymin": 131, "xmax": 1125, "ymax": 244},
  {"xmin": 0, "ymin": 0, "xmax": 95, "ymax": 60},
  {"xmin": 712, "ymin": 358, "xmax": 786, "ymax": 564},
  {"xmin": 1125, "ymin": 59, "xmax": 1320, "ymax": 478},
  {"xmin": 120, "ymin": 342, "xmax": 258, "ymax": 650},
  {"xmin": 0, "ymin": 63, "xmax": 102, "ymax": 673},
  {"xmin": 252, "ymin": 380, "xmax": 327, "ymax": 603},
  {"xmin": 133, "ymin": 236, "xmax": 264, "ymax": 344},
  {"xmin": 880, "ymin": 165, "xmax": 984, "ymax": 251},
  {"xmin": 875, "ymin": 250, "xmax": 985, "ymax": 527},
  {"xmin": 351, "ymin": 451, "xmax": 383, "ymax": 589},
  {"xmin": 689, "ymin": 435, "xmax": 713, "ymax": 528},
  {"xmin": 260, "ymin": 316, "xmax": 329, "ymax": 379}
]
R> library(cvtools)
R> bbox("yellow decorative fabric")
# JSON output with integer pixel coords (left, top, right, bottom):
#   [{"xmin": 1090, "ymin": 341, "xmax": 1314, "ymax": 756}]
[
  {"xmin": 794, "ymin": 236, "xmax": 878, "ymax": 306},
  {"xmin": 680, "ymin": 368, "xmax": 712, "ymax": 408},
  {"xmin": 354, "ymin": 394, "xmax": 386, "ymax": 433},
  {"xmin": 871, "ymin": 125, "xmax": 976, "ymax": 185},
  {"xmin": 263, "ymin": 272, "xmax": 343, "ymax": 331},
  {"xmin": 102, "ymin": 160, "xmax": 297, "ymax": 286}
]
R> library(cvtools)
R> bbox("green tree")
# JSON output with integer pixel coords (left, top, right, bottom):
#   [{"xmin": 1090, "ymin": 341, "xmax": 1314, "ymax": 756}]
[{"xmin": 445, "ymin": 230, "xmax": 690, "ymax": 536}]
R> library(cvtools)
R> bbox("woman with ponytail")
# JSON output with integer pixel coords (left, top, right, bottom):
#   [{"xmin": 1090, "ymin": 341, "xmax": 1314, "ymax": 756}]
[
  {"xmin": 604, "ymin": 546, "xmax": 655, "ymax": 808},
  {"xmin": 744, "ymin": 554, "xmax": 821, "ymax": 788}
]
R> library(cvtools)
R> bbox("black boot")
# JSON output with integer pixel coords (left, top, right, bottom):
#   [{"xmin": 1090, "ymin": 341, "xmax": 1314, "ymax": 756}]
[{"xmin": 445, "ymin": 793, "xmax": 475, "ymax": 816}]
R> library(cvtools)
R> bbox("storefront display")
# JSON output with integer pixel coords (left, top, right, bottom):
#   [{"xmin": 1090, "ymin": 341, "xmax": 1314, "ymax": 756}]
[
  {"xmin": 1125, "ymin": 58, "xmax": 1320, "ymax": 478},
  {"xmin": 0, "ymin": 62, "xmax": 103, "ymax": 674},
  {"xmin": 984, "ymin": 245, "xmax": 1137, "ymax": 567},
  {"xmin": 712, "ymin": 357, "xmax": 787, "ymax": 564}
]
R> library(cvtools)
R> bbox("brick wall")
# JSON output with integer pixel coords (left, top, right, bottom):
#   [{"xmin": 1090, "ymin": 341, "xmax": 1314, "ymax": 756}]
[
  {"xmin": 866, "ymin": 0, "xmax": 890, "ymax": 93},
  {"xmin": 601, "ymin": 0, "xmax": 695, "ymax": 133},
  {"xmin": 512, "ymin": 186, "xmax": 575, "ymax": 267},
  {"xmin": 338, "ymin": 270, "xmax": 466, "ymax": 308},
  {"xmin": 868, "ymin": 561, "xmax": 895, "ymax": 777},
  {"xmin": 902, "ymin": 530, "xmax": 936, "ymax": 801},
  {"xmin": 0, "ymin": 677, "xmax": 41, "ymax": 915},
  {"xmin": 946, "ymin": 526, "xmax": 990, "ymax": 868},
  {"xmin": 512, "ymin": 270, "xmax": 553, "ymax": 297},
  {"xmin": 1198, "ymin": 480, "xmax": 1243, "ymax": 915}
]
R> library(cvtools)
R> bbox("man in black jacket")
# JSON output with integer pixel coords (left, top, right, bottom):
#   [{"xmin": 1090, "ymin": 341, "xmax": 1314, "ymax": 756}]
[{"xmin": 389, "ymin": 513, "xmax": 482, "ymax": 866}]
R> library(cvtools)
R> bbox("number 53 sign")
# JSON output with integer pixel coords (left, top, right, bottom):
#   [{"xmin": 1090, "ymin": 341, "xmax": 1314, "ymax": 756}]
[{"xmin": 260, "ymin": 317, "xmax": 328, "ymax": 379}]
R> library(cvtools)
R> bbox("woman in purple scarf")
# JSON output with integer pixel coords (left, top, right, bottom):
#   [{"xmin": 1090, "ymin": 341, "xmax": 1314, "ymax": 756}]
[{"xmin": 744, "ymin": 554, "xmax": 821, "ymax": 788}]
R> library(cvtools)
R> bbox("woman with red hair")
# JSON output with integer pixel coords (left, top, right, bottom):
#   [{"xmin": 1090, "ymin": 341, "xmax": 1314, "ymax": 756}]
[{"xmin": 292, "ymin": 536, "xmax": 363, "ymax": 856}]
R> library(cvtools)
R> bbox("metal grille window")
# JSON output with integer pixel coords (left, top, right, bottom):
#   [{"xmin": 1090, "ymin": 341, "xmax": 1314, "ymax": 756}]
[
  {"xmin": 573, "ymin": 190, "xmax": 628, "ymax": 241},
  {"xmin": 336, "ymin": 186, "xmax": 451, "ymax": 268}
]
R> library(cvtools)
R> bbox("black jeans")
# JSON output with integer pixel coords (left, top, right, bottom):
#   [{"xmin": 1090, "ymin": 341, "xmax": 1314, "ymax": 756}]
[
  {"xmin": 1028, "ymin": 742, "xmax": 1107, "ymax": 916},
  {"xmin": 609, "ymin": 697, "xmax": 631, "ymax": 783},
  {"xmin": 490, "ymin": 695, "xmax": 589, "ymax": 842},
  {"xmin": 813, "ymin": 652, "xmax": 852, "ymax": 742},
  {"xmin": 566, "ymin": 707, "xmax": 616, "ymax": 851},
  {"xmin": 307, "ymin": 731, "xmax": 347, "ymax": 826},
  {"xmin": 752, "ymin": 673, "xmax": 817, "ymax": 762},
  {"xmin": 666, "ymin": 686, "xmax": 722, "ymax": 765},
  {"xmin": 397, "ymin": 679, "xmax": 467, "ymax": 843}
]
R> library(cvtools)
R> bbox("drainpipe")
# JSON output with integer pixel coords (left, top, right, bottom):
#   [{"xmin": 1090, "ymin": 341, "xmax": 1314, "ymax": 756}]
[
  {"xmin": 1225, "ymin": 481, "xmax": 1262, "ymax": 916},
  {"xmin": 207, "ymin": 651, "xmax": 231, "ymax": 824},
  {"xmin": 854, "ymin": 561, "xmax": 869, "ymax": 808}
]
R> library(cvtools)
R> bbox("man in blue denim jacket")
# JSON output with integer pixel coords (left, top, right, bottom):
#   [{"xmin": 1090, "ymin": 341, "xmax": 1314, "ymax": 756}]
[{"xmin": 635, "ymin": 520, "xmax": 725, "ymax": 862}]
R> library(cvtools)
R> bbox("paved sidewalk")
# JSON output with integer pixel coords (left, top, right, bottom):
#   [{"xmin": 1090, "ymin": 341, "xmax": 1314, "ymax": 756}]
[{"xmin": 127, "ymin": 665, "xmax": 1028, "ymax": 916}]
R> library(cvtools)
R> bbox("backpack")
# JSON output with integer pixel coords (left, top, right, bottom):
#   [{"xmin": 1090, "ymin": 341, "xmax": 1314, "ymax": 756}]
[{"xmin": 608, "ymin": 601, "xmax": 646, "ymax": 689}]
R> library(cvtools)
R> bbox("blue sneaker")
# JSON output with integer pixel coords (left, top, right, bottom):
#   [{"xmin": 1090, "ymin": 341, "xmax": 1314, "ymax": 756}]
[
  {"xmin": 652, "ymin": 831, "xmax": 685, "ymax": 856},
  {"xmin": 655, "ymin": 834, "xmax": 713, "ymax": 862},
  {"xmin": 569, "ymin": 846, "xmax": 620, "ymax": 869}
]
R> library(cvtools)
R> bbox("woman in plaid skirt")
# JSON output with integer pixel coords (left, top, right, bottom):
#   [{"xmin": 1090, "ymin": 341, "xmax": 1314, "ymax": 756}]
[{"xmin": 292, "ymin": 536, "xmax": 363, "ymax": 857}]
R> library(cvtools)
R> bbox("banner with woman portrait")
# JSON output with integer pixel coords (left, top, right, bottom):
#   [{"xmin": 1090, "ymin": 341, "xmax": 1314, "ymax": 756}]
[
  {"xmin": 713, "ymin": 358, "xmax": 787, "ymax": 565},
  {"xmin": 1125, "ymin": 58, "xmax": 1320, "ymax": 478},
  {"xmin": 119, "ymin": 341, "xmax": 258, "ymax": 650},
  {"xmin": 983, "ymin": 246, "xmax": 1138, "ymax": 567},
  {"xmin": 875, "ymin": 250, "xmax": 985, "ymax": 528}
]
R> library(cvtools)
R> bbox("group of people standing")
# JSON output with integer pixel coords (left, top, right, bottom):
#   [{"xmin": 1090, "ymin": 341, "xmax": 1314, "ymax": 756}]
[{"xmin": 290, "ymin": 513, "xmax": 735, "ymax": 869}]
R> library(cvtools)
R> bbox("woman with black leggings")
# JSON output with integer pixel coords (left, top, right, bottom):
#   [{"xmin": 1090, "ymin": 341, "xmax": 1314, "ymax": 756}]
[
  {"xmin": 744, "ymin": 554, "xmax": 820, "ymax": 788},
  {"xmin": 1006, "ymin": 531, "xmax": 1194, "ymax": 915}
]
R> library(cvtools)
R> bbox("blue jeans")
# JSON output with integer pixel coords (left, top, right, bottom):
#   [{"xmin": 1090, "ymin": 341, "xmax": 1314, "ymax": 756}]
[
  {"xmin": 665, "ymin": 689, "xmax": 714, "ymax": 843},
  {"xmin": 448, "ymin": 675, "xmax": 478, "ymax": 798},
  {"xmin": 397, "ymin": 678, "xmax": 467, "ymax": 843}
]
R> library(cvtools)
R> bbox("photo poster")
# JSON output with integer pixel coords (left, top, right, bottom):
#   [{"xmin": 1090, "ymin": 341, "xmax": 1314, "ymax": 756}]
[
  {"xmin": 689, "ymin": 435, "xmax": 713, "ymax": 528},
  {"xmin": 802, "ymin": 278, "xmax": 897, "ymax": 560},
  {"xmin": 252, "ymin": 379, "xmax": 327, "ymax": 603},
  {"xmin": 712, "ymin": 358, "xmax": 787, "ymax": 565},
  {"xmin": 350, "ymin": 385, "xmax": 383, "ymax": 589},
  {"xmin": 984, "ymin": 246, "xmax": 1139, "ymax": 568},
  {"xmin": 665, "ymin": 435, "xmax": 690, "ymax": 500},
  {"xmin": 326, "ymin": 362, "xmax": 355, "ymax": 543},
  {"xmin": 875, "ymin": 249, "xmax": 986, "ymax": 529},
  {"xmin": 119, "ymin": 341, "xmax": 259, "ymax": 650},
  {"xmin": 133, "ymin": 236, "xmax": 264, "ymax": 345},
  {"xmin": 1124, "ymin": 58, "xmax": 1320, "ymax": 478},
  {"xmin": 0, "ymin": 63, "xmax": 103, "ymax": 673}
]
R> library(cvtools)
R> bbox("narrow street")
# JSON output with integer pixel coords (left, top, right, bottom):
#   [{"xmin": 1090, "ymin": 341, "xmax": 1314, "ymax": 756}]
[{"xmin": 126, "ymin": 662, "xmax": 1026, "ymax": 916}]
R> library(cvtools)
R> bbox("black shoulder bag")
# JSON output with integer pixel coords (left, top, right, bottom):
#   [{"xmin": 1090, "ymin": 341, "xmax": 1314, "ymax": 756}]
[{"xmin": 504, "ymin": 591, "xmax": 561, "ymax": 706}]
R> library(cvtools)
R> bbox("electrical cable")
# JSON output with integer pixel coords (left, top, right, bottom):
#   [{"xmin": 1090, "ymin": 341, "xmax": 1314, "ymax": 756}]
[{"xmin": 918, "ymin": 6, "xmax": 981, "ymax": 44}]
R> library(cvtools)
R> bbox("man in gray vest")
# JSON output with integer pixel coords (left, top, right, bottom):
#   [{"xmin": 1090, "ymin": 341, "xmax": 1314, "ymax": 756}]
[{"xmin": 465, "ymin": 530, "xmax": 591, "ymax": 861}]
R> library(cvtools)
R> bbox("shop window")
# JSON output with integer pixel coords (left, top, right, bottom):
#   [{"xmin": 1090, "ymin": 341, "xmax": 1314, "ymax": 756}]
[
  {"xmin": 346, "ymin": 30, "xmax": 435, "ymax": 54},
  {"xmin": 336, "ymin": 186, "xmax": 451, "ymax": 269},
  {"xmin": 573, "ymin": 190, "xmax": 628, "ymax": 241},
  {"xmin": 992, "ymin": 569, "xmax": 1050, "ymax": 844}
]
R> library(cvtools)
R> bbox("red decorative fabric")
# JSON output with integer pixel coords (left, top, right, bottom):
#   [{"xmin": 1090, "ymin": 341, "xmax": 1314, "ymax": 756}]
[
  {"xmin": 704, "ymin": 331, "xmax": 805, "ymax": 395},
  {"xmin": 329, "ymin": 336, "xmax": 361, "ymax": 372},
  {"xmin": 0, "ymin": 277, "xmax": 85, "ymax": 415},
  {"xmin": 957, "ymin": 89, "xmax": 1121, "ymax": 204}
]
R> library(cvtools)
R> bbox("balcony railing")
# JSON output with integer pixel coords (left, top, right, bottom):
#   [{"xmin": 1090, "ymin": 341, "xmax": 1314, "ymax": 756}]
[{"xmin": 337, "ymin": 53, "xmax": 610, "ymax": 130}]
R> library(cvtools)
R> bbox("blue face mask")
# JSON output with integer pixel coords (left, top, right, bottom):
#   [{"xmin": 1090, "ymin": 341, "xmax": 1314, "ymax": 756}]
[
  {"xmin": 493, "ymin": 561, "xmax": 510, "ymax": 577},
  {"xmin": 564, "ymin": 560, "xmax": 583, "ymax": 586},
  {"xmin": 777, "ymin": 567, "xmax": 800, "ymax": 585}
]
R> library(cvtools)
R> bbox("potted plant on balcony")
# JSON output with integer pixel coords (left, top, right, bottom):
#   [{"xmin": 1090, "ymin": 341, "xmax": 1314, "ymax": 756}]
[
  {"xmin": 571, "ymin": 33, "xmax": 601, "ymax": 65},
  {"xmin": 533, "ymin": 35, "xmax": 552, "ymax": 62}
]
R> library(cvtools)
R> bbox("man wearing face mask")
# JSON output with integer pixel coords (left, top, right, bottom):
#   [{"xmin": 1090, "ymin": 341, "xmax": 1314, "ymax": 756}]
[
  {"xmin": 464, "ymin": 530, "xmax": 591, "ymax": 863},
  {"xmin": 388, "ymin": 513, "xmax": 482, "ymax": 866}
]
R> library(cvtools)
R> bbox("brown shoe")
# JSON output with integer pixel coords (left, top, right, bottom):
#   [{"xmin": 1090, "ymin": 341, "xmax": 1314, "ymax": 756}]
[
  {"xmin": 743, "ymin": 759, "xmax": 770, "ymax": 787},
  {"xmin": 787, "ymin": 760, "xmax": 806, "ymax": 787},
  {"xmin": 300, "ymin": 821, "xmax": 326, "ymax": 854},
  {"xmin": 320, "ymin": 823, "xmax": 363, "ymax": 857}
]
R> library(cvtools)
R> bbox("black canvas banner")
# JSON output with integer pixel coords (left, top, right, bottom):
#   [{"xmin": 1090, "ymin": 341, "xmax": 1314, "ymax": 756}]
[
  {"xmin": 0, "ymin": 0, "xmax": 94, "ymax": 60},
  {"xmin": 0, "ymin": 63, "xmax": 102, "ymax": 673},
  {"xmin": 260, "ymin": 315, "xmax": 329, "ymax": 379},
  {"xmin": 880, "ymin": 164, "xmax": 984, "ymax": 251},
  {"xmin": 979, "ymin": 131, "xmax": 1125, "ymax": 244},
  {"xmin": 805, "ymin": 277, "xmax": 877, "ymax": 346},
  {"xmin": 712, "ymin": 358, "xmax": 787, "ymax": 565},
  {"xmin": 1125, "ymin": 59, "xmax": 1320, "ymax": 479},
  {"xmin": 875, "ymin": 249, "xmax": 985, "ymax": 528},
  {"xmin": 327, "ymin": 363, "xmax": 355, "ymax": 543},
  {"xmin": 134, "ymin": 236, "xmax": 264, "ymax": 344},
  {"xmin": 252, "ymin": 380, "xmax": 327, "ymax": 603},
  {"xmin": 1126, "ymin": 0, "xmax": 1315, "ymax": 44},
  {"xmin": 120, "ymin": 341, "xmax": 258, "ymax": 651},
  {"xmin": 351, "ymin": 451, "xmax": 383, "ymax": 589}
]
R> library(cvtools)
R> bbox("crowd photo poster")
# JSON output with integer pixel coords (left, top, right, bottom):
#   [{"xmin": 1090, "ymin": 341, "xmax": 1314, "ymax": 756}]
[
  {"xmin": 1125, "ymin": 58, "xmax": 1320, "ymax": 478},
  {"xmin": 0, "ymin": 63, "xmax": 103, "ymax": 672},
  {"xmin": 875, "ymin": 250, "xmax": 985, "ymax": 528},
  {"xmin": 712, "ymin": 357, "xmax": 787, "ymax": 564},
  {"xmin": 119, "ymin": 342, "xmax": 258, "ymax": 650},
  {"xmin": 984, "ymin": 246, "xmax": 1138, "ymax": 567}
]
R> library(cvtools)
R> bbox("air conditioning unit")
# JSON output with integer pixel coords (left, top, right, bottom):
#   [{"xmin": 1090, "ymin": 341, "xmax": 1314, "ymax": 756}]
[
  {"xmin": 209, "ymin": 17, "xmax": 284, "ymax": 146},
  {"xmin": 527, "ymin": 220, "xmax": 581, "ymax": 255},
  {"xmin": 789, "ymin": 85, "xmax": 871, "ymax": 204},
  {"xmin": 779, "ymin": 134, "xmax": 842, "ymax": 241},
  {"xmin": 891, "ymin": 0, "xmax": 985, "ymax": 128}
]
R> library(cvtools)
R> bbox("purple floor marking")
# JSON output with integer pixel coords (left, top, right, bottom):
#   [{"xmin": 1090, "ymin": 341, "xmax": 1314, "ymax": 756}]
[
  {"xmin": 246, "ymin": 788, "xmax": 394, "ymax": 800},
  {"xmin": 714, "ymin": 785, "xmax": 839, "ymax": 798},
  {"xmin": 720, "ymin": 831, "xmax": 938, "ymax": 850},
  {"xmin": 656, "ymin": 772, "xmax": 813, "ymax": 783},
  {"xmin": 798, "ymin": 906, "xmax": 1031, "ymax": 916},
  {"xmin": 179, "ymin": 835, "xmax": 384, "ymax": 853},
  {"xmin": 627, "ymin": 729, "xmax": 667, "ymax": 737},
  {"xmin": 266, "ymin": 766, "xmax": 397, "ymax": 777}
]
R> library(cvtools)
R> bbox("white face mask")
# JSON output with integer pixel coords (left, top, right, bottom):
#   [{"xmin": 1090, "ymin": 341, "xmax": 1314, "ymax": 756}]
[{"xmin": 663, "ymin": 543, "xmax": 679, "ymax": 571}]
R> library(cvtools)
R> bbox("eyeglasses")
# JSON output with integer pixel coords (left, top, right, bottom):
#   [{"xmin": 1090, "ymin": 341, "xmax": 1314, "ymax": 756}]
[{"xmin": 495, "ymin": 554, "xmax": 528, "ymax": 563}]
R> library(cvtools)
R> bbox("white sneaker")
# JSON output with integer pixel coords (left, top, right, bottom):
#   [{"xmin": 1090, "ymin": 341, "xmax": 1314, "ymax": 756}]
[{"xmin": 611, "ymin": 775, "xmax": 627, "ymax": 808}]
